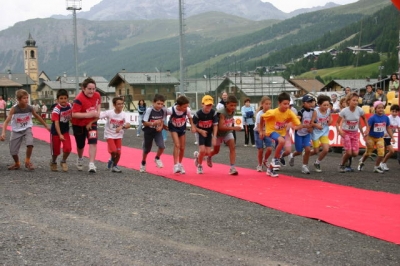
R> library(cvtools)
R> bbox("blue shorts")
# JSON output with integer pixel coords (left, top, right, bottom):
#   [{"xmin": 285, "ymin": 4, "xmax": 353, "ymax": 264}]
[
  {"xmin": 294, "ymin": 133, "xmax": 311, "ymax": 152},
  {"xmin": 254, "ymin": 131, "xmax": 274, "ymax": 149},
  {"xmin": 269, "ymin": 131, "xmax": 283, "ymax": 141}
]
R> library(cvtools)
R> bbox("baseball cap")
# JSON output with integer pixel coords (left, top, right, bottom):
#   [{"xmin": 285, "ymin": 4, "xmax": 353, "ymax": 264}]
[
  {"xmin": 202, "ymin": 95, "xmax": 214, "ymax": 105},
  {"xmin": 302, "ymin": 95, "xmax": 315, "ymax": 102}
]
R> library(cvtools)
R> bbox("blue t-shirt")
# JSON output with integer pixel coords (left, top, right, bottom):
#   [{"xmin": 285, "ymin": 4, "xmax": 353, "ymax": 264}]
[{"xmin": 368, "ymin": 114, "xmax": 390, "ymax": 138}]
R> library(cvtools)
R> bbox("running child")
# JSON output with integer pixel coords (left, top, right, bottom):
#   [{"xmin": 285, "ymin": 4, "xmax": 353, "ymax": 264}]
[
  {"xmin": 193, "ymin": 95, "xmax": 219, "ymax": 174},
  {"xmin": 262, "ymin": 92, "xmax": 302, "ymax": 177},
  {"xmin": 287, "ymin": 95, "xmax": 315, "ymax": 174},
  {"xmin": 336, "ymin": 92, "xmax": 368, "ymax": 173},
  {"xmin": 208, "ymin": 95, "xmax": 242, "ymax": 175},
  {"xmin": 100, "ymin": 97, "xmax": 131, "ymax": 173},
  {"xmin": 358, "ymin": 101, "xmax": 394, "ymax": 173},
  {"xmin": 140, "ymin": 94, "xmax": 168, "ymax": 173},
  {"xmin": 71, "ymin": 77, "xmax": 101, "ymax": 173},
  {"xmin": 380, "ymin": 104, "xmax": 400, "ymax": 171},
  {"xmin": 254, "ymin": 96, "xmax": 274, "ymax": 174},
  {"xmin": 0, "ymin": 89, "xmax": 50, "ymax": 170},
  {"xmin": 167, "ymin": 95, "xmax": 195, "ymax": 174},
  {"xmin": 50, "ymin": 89, "xmax": 73, "ymax": 172},
  {"xmin": 310, "ymin": 95, "xmax": 332, "ymax": 172}
]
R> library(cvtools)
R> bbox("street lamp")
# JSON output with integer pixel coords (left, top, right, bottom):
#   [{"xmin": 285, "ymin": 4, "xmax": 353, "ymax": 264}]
[{"xmin": 66, "ymin": 0, "xmax": 82, "ymax": 95}]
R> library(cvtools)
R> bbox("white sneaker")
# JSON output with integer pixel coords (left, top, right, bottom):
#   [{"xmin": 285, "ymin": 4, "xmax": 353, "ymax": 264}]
[
  {"xmin": 301, "ymin": 165, "xmax": 310, "ymax": 174},
  {"xmin": 380, "ymin": 162, "xmax": 389, "ymax": 171},
  {"xmin": 140, "ymin": 164, "xmax": 146, "ymax": 173},
  {"xmin": 194, "ymin": 151, "xmax": 199, "ymax": 167},
  {"xmin": 374, "ymin": 166, "xmax": 384, "ymax": 174},
  {"xmin": 111, "ymin": 166, "xmax": 122, "ymax": 173},
  {"xmin": 267, "ymin": 166, "xmax": 279, "ymax": 177},
  {"xmin": 173, "ymin": 164, "xmax": 181, "ymax": 173},
  {"xmin": 155, "ymin": 158, "xmax": 163, "ymax": 168},
  {"xmin": 244, "ymin": 144, "xmax": 248, "ymax": 147},
  {"xmin": 197, "ymin": 165, "xmax": 203, "ymax": 174},
  {"xmin": 270, "ymin": 159, "xmax": 281, "ymax": 169},
  {"xmin": 180, "ymin": 164, "xmax": 186, "ymax": 174},
  {"xmin": 256, "ymin": 165, "xmax": 263, "ymax": 172},
  {"xmin": 88, "ymin": 162, "xmax": 97, "ymax": 173},
  {"xmin": 76, "ymin": 158, "xmax": 84, "ymax": 171}
]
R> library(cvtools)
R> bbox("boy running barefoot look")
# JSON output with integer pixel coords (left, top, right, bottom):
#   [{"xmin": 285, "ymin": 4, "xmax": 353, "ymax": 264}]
[
  {"xmin": 208, "ymin": 95, "xmax": 242, "ymax": 175},
  {"xmin": 193, "ymin": 95, "xmax": 219, "ymax": 174},
  {"xmin": 100, "ymin": 97, "xmax": 131, "ymax": 173},
  {"xmin": 168, "ymin": 95, "xmax": 195, "ymax": 174},
  {"xmin": 262, "ymin": 92, "xmax": 302, "ymax": 177},
  {"xmin": 140, "ymin": 94, "xmax": 168, "ymax": 173},
  {"xmin": 0, "ymin": 89, "xmax": 50, "ymax": 170}
]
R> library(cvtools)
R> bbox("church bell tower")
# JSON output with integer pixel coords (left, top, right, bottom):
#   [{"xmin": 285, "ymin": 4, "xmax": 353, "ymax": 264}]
[{"xmin": 23, "ymin": 33, "xmax": 39, "ymax": 100}]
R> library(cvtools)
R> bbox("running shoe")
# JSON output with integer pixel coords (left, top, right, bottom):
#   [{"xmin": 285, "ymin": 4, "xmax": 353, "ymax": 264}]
[
  {"xmin": 197, "ymin": 165, "xmax": 203, "ymax": 174},
  {"xmin": 50, "ymin": 161, "xmax": 58, "ymax": 172},
  {"xmin": 112, "ymin": 166, "xmax": 122, "ymax": 173},
  {"xmin": 256, "ymin": 165, "xmax": 263, "ymax": 172},
  {"xmin": 173, "ymin": 164, "xmax": 181, "ymax": 173},
  {"xmin": 206, "ymin": 156, "xmax": 213, "ymax": 168},
  {"xmin": 88, "ymin": 162, "xmax": 97, "ymax": 173},
  {"xmin": 279, "ymin": 156, "xmax": 286, "ymax": 166},
  {"xmin": 155, "ymin": 158, "xmax": 164, "ymax": 168},
  {"xmin": 76, "ymin": 158, "xmax": 84, "ymax": 171},
  {"xmin": 140, "ymin": 164, "xmax": 146, "ymax": 173},
  {"xmin": 339, "ymin": 165, "xmax": 346, "ymax": 173},
  {"xmin": 267, "ymin": 166, "xmax": 279, "ymax": 177},
  {"xmin": 379, "ymin": 162, "xmax": 389, "ymax": 171},
  {"xmin": 357, "ymin": 161, "xmax": 365, "ymax": 171},
  {"xmin": 107, "ymin": 159, "xmax": 113, "ymax": 169},
  {"xmin": 301, "ymin": 165, "xmax": 310, "ymax": 174},
  {"xmin": 288, "ymin": 153, "xmax": 294, "ymax": 167},
  {"xmin": 373, "ymin": 166, "xmax": 384, "ymax": 174},
  {"xmin": 229, "ymin": 166, "xmax": 238, "ymax": 175},
  {"xmin": 314, "ymin": 162, "xmax": 322, "ymax": 173},
  {"xmin": 60, "ymin": 161, "xmax": 68, "ymax": 172}
]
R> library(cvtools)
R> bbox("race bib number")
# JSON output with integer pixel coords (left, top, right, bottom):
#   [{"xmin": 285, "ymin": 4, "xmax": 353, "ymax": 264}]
[
  {"xmin": 88, "ymin": 130, "xmax": 97, "ymax": 139},
  {"xmin": 274, "ymin": 121, "xmax": 286, "ymax": 130},
  {"xmin": 198, "ymin": 120, "xmax": 212, "ymax": 128},
  {"xmin": 16, "ymin": 115, "xmax": 30, "ymax": 128},
  {"xmin": 373, "ymin": 122, "xmax": 386, "ymax": 133},
  {"xmin": 318, "ymin": 117, "xmax": 329, "ymax": 127},
  {"xmin": 172, "ymin": 117, "xmax": 186, "ymax": 127},
  {"xmin": 346, "ymin": 120, "xmax": 358, "ymax": 130}
]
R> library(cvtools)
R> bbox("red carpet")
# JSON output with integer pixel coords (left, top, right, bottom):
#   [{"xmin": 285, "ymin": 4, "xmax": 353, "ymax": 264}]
[{"xmin": 26, "ymin": 127, "xmax": 400, "ymax": 244}]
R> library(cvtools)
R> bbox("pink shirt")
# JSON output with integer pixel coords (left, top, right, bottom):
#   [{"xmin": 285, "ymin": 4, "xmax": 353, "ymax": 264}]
[{"xmin": 0, "ymin": 99, "xmax": 6, "ymax": 109}]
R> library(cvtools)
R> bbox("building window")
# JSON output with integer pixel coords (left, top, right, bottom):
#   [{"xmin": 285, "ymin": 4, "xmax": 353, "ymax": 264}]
[
  {"xmin": 141, "ymin": 89, "xmax": 145, "ymax": 95},
  {"xmin": 119, "ymin": 89, "xmax": 122, "ymax": 96},
  {"xmin": 30, "ymin": 50, "xmax": 35, "ymax": 58}
]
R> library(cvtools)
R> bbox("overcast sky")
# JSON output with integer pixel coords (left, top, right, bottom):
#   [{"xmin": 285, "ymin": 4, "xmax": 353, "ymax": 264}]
[{"xmin": 0, "ymin": 0, "xmax": 358, "ymax": 31}]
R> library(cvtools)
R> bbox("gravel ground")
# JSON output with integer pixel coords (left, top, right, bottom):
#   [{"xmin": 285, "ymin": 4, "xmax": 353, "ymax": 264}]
[{"xmin": 0, "ymin": 126, "xmax": 399, "ymax": 266}]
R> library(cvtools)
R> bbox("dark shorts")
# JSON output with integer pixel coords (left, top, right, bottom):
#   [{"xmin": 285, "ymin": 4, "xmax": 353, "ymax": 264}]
[
  {"xmin": 384, "ymin": 138, "xmax": 392, "ymax": 147},
  {"xmin": 197, "ymin": 132, "xmax": 213, "ymax": 147},
  {"xmin": 169, "ymin": 126, "xmax": 186, "ymax": 137},
  {"xmin": 73, "ymin": 124, "xmax": 98, "ymax": 149}
]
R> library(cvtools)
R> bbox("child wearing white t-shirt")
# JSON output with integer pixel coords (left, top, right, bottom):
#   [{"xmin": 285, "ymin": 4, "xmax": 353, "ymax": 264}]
[{"xmin": 99, "ymin": 97, "xmax": 130, "ymax": 173}]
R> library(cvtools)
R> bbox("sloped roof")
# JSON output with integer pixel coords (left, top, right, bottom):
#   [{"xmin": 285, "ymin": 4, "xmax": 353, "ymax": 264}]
[
  {"xmin": 0, "ymin": 77, "xmax": 23, "ymax": 87},
  {"xmin": 0, "ymin": 73, "xmax": 35, "ymax": 85},
  {"xmin": 184, "ymin": 78, "xmax": 222, "ymax": 93},
  {"xmin": 232, "ymin": 76, "xmax": 298, "ymax": 96},
  {"xmin": 326, "ymin": 79, "xmax": 379, "ymax": 90},
  {"xmin": 109, "ymin": 72, "xmax": 179, "ymax": 86},
  {"xmin": 289, "ymin": 79, "xmax": 325, "ymax": 92}
]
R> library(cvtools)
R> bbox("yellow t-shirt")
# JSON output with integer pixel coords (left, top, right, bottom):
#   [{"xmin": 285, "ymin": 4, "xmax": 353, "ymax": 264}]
[{"xmin": 261, "ymin": 107, "xmax": 301, "ymax": 136}]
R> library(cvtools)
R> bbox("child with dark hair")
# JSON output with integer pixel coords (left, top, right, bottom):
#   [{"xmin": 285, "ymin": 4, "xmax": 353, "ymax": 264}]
[
  {"xmin": 287, "ymin": 95, "xmax": 315, "ymax": 174},
  {"xmin": 100, "ymin": 97, "xmax": 131, "ymax": 173},
  {"xmin": 241, "ymin": 98, "xmax": 255, "ymax": 147},
  {"xmin": 167, "ymin": 95, "xmax": 195, "ymax": 174},
  {"xmin": 336, "ymin": 92, "xmax": 367, "ymax": 173},
  {"xmin": 358, "ymin": 101, "xmax": 394, "ymax": 173},
  {"xmin": 310, "ymin": 95, "xmax": 332, "ymax": 172},
  {"xmin": 50, "ymin": 89, "xmax": 73, "ymax": 172},
  {"xmin": 262, "ymin": 92, "xmax": 302, "ymax": 177},
  {"xmin": 140, "ymin": 94, "xmax": 168, "ymax": 173},
  {"xmin": 208, "ymin": 95, "xmax": 242, "ymax": 175},
  {"xmin": 71, "ymin": 77, "xmax": 101, "ymax": 173}
]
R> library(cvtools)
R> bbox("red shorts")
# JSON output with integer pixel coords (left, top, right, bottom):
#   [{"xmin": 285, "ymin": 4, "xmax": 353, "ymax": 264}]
[
  {"xmin": 107, "ymin": 138, "xmax": 122, "ymax": 154},
  {"xmin": 51, "ymin": 133, "xmax": 72, "ymax": 156}
]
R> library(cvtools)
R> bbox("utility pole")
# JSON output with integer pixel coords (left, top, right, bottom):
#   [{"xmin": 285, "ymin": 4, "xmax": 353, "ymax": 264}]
[
  {"xmin": 178, "ymin": 0, "xmax": 185, "ymax": 95},
  {"xmin": 66, "ymin": 0, "xmax": 82, "ymax": 95}
]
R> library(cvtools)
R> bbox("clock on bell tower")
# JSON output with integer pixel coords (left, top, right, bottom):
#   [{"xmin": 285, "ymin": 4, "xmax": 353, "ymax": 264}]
[{"xmin": 23, "ymin": 33, "xmax": 39, "ymax": 100}]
